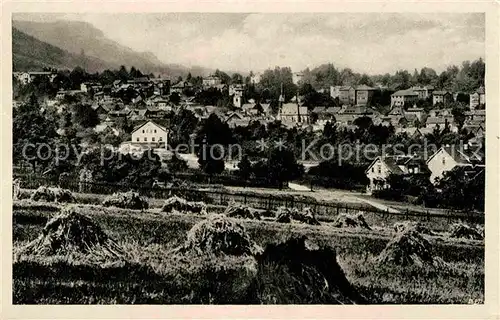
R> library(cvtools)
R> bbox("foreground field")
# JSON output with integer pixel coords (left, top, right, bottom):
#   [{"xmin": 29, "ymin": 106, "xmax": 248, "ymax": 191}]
[{"xmin": 12, "ymin": 201, "xmax": 484, "ymax": 304}]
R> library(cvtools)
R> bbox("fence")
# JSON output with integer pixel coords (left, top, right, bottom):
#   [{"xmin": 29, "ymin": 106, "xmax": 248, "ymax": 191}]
[{"xmin": 16, "ymin": 174, "xmax": 484, "ymax": 225}]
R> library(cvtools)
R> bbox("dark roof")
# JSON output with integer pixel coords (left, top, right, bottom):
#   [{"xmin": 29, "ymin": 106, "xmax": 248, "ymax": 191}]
[
  {"xmin": 392, "ymin": 89, "xmax": 417, "ymax": 96},
  {"xmin": 433, "ymin": 91, "xmax": 451, "ymax": 95}
]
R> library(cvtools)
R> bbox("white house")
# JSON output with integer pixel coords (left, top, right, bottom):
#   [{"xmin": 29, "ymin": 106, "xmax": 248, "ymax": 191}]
[
  {"xmin": 365, "ymin": 156, "xmax": 404, "ymax": 194},
  {"xmin": 279, "ymin": 103, "xmax": 309, "ymax": 123},
  {"xmin": 426, "ymin": 145, "xmax": 484, "ymax": 183},
  {"xmin": 130, "ymin": 121, "xmax": 169, "ymax": 146}
]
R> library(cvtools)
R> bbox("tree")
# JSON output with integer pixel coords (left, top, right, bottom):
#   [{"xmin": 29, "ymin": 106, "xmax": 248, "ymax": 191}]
[
  {"xmin": 72, "ymin": 103, "xmax": 99, "ymax": 128},
  {"xmin": 166, "ymin": 152, "xmax": 189, "ymax": 173},
  {"xmin": 169, "ymin": 92, "xmax": 181, "ymax": 105},
  {"xmin": 231, "ymin": 73, "xmax": 243, "ymax": 84},
  {"xmin": 237, "ymin": 155, "xmax": 252, "ymax": 181},
  {"xmin": 13, "ymin": 94, "xmax": 58, "ymax": 170},
  {"xmin": 198, "ymin": 140, "xmax": 225, "ymax": 177},
  {"xmin": 169, "ymin": 108, "xmax": 198, "ymax": 147},
  {"xmin": 266, "ymin": 147, "xmax": 304, "ymax": 189}
]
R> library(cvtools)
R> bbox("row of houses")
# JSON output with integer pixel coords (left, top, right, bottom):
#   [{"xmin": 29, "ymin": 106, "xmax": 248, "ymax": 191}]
[{"xmin": 365, "ymin": 143, "xmax": 485, "ymax": 193}]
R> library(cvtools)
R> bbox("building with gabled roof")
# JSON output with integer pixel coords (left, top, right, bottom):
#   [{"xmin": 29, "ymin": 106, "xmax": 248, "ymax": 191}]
[{"xmin": 426, "ymin": 144, "xmax": 484, "ymax": 183}]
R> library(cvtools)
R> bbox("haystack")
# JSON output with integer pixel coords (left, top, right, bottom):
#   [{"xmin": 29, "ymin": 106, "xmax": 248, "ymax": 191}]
[
  {"xmin": 177, "ymin": 214, "xmax": 260, "ymax": 256},
  {"xmin": 253, "ymin": 236, "xmax": 364, "ymax": 304},
  {"xmin": 333, "ymin": 212, "xmax": 371, "ymax": 230},
  {"xmin": 375, "ymin": 228, "xmax": 435, "ymax": 266},
  {"xmin": 161, "ymin": 196, "xmax": 207, "ymax": 214},
  {"xmin": 449, "ymin": 223, "xmax": 484, "ymax": 240},
  {"xmin": 102, "ymin": 191, "xmax": 148, "ymax": 210},
  {"xmin": 275, "ymin": 206, "xmax": 292, "ymax": 223},
  {"xmin": 224, "ymin": 202, "xmax": 261, "ymax": 220},
  {"xmin": 31, "ymin": 186, "xmax": 76, "ymax": 203},
  {"xmin": 393, "ymin": 221, "xmax": 434, "ymax": 236},
  {"xmin": 19, "ymin": 205, "xmax": 123, "ymax": 257},
  {"xmin": 275, "ymin": 207, "xmax": 320, "ymax": 225}
]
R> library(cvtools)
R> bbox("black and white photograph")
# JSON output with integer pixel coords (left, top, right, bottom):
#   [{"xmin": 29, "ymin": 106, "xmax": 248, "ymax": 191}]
[{"xmin": 8, "ymin": 10, "xmax": 492, "ymax": 307}]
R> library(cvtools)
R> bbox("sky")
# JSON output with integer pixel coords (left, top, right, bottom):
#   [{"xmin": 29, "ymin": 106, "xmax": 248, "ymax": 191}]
[{"xmin": 13, "ymin": 13, "xmax": 485, "ymax": 75}]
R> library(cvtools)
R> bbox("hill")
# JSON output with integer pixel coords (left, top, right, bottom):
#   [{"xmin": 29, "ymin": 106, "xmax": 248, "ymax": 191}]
[
  {"xmin": 12, "ymin": 19, "xmax": 213, "ymax": 78},
  {"xmin": 12, "ymin": 28, "xmax": 111, "ymax": 72}
]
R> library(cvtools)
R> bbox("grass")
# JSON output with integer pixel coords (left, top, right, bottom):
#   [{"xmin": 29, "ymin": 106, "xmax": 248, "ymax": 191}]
[{"xmin": 12, "ymin": 200, "xmax": 484, "ymax": 304}]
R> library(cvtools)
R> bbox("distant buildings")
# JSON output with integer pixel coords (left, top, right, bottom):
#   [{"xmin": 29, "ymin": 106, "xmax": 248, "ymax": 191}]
[
  {"xmin": 279, "ymin": 103, "xmax": 309, "ymax": 123},
  {"xmin": 426, "ymin": 145, "xmax": 484, "ymax": 183},
  {"xmin": 432, "ymin": 91, "xmax": 453, "ymax": 106},
  {"xmin": 391, "ymin": 89, "xmax": 418, "ymax": 107},
  {"xmin": 13, "ymin": 71, "xmax": 56, "ymax": 85},
  {"xmin": 292, "ymin": 72, "xmax": 304, "ymax": 85},
  {"xmin": 411, "ymin": 86, "xmax": 434, "ymax": 99},
  {"xmin": 202, "ymin": 75, "xmax": 222, "ymax": 87},
  {"xmin": 250, "ymin": 73, "xmax": 261, "ymax": 84}
]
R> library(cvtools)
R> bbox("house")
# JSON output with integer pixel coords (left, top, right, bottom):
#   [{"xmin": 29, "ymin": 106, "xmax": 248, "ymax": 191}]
[
  {"xmin": 391, "ymin": 89, "xmax": 418, "ymax": 107},
  {"xmin": 330, "ymin": 86, "xmax": 341, "ymax": 99},
  {"xmin": 404, "ymin": 106, "xmax": 425, "ymax": 122},
  {"xmin": 426, "ymin": 144, "xmax": 484, "ymax": 183},
  {"xmin": 339, "ymin": 86, "xmax": 356, "ymax": 105},
  {"xmin": 130, "ymin": 120, "xmax": 169, "ymax": 146},
  {"xmin": 292, "ymin": 72, "xmax": 304, "ymax": 85},
  {"xmin": 478, "ymin": 86, "xmax": 485, "ymax": 105},
  {"xmin": 94, "ymin": 122, "xmax": 120, "ymax": 136},
  {"xmin": 225, "ymin": 112, "xmax": 251, "ymax": 128},
  {"xmin": 411, "ymin": 86, "xmax": 434, "ymax": 99},
  {"xmin": 335, "ymin": 106, "xmax": 377, "ymax": 126},
  {"xmin": 250, "ymin": 73, "xmax": 261, "ymax": 84},
  {"xmin": 229, "ymin": 84, "xmax": 245, "ymax": 96},
  {"xmin": 202, "ymin": 75, "xmax": 222, "ymax": 87},
  {"xmin": 425, "ymin": 116, "xmax": 457, "ymax": 132},
  {"xmin": 355, "ymin": 85, "xmax": 376, "ymax": 106},
  {"xmin": 387, "ymin": 106, "xmax": 405, "ymax": 125},
  {"xmin": 365, "ymin": 155, "xmax": 427, "ymax": 194},
  {"xmin": 469, "ymin": 92, "xmax": 480, "ymax": 109},
  {"xmin": 432, "ymin": 91, "xmax": 453, "ymax": 106},
  {"xmin": 171, "ymin": 81, "xmax": 193, "ymax": 94},
  {"xmin": 13, "ymin": 71, "xmax": 56, "ymax": 85},
  {"xmin": 462, "ymin": 124, "xmax": 485, "ymax": 140},
  {"xmin": 279, "ymin": 103, "xmax": 309, "ymax": 123}
]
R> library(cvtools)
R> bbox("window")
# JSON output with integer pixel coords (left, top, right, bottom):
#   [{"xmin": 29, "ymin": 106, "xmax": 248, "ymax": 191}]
[
  {"xmin": 152, "ymin": 137, "xmax": 155, "ymax": 142},
  {"xmin": 136, "ymin": 137, "xmax": 139, "ymax": 142},
  {"xmin": 371, "ymin": 167, "xmax": 374, "ymax": 172},
  {"xmin": 142, "ymin": 130, "xmax": 145, "ymax": 133},
  {"xmin": 442, "ymin": 157, "xmax": 446, "ymax": 165},
  {"xmin": 154, "ymin": 129, "xmax": 157, "ymax": 133},
  {"xmin": 378, "ymin": 166, "xmax": 381, "ymax": 174},
  {"xmin": 159, "ymin": 137, "xmax": 163, "ymax": 141},
  {"xmin": 144, "ymin": 137, "xmax": 147, "ymax": 142}
]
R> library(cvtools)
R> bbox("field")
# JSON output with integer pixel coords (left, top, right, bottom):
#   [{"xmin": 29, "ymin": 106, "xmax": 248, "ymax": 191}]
[{"xmin": 12, "ymin": 195, "xmax": 484, "ymax": 305}]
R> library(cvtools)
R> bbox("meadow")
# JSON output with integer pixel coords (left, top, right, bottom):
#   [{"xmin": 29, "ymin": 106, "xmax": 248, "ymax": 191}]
[{"xmin": 12, "ymin": 198, "xmax": 484, "ymax": 304}]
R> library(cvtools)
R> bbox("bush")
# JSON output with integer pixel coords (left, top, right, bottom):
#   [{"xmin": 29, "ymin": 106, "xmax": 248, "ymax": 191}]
[
  {"xmin": 30, "ymin": 186, "xmax": 76, "ymax": 203},
  {"xmin": 176, "ymin": 214, "xmax": 260, "ymax": 256},
  {"xmin": 161, "ymin": 196, "xmax": 207, "ymax": 214},
  {"xmin": 102, "ymin": 191, "xmax": 148, "ymax": 210},
  {"xmin": 333, "ymin": 212, "xmax": 371, "ymax": 230}
]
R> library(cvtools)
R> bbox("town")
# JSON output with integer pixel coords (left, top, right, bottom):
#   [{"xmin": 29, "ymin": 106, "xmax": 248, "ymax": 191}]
[
  {"xmin": 13, "ymin": 59, "xmax": 485, "ymax": 212},
  {"xmin": 10, "ymin": 12, "xmax": 488, "ymax": 306}
]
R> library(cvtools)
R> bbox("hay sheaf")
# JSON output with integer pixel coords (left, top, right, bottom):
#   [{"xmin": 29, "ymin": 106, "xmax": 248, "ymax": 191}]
[
  {"xmin": 333, "ymin": 212, "xmax": 371, "ymax": 230},
  {"xmin": 393, "ymin": 221, "xmax": 434, "ymax": 236},
  {"xmin": 31, "ymin": 186, "xmax": 76, "ymax": 203},
  {"xmin": 102, "ymin": 191, "xmax": 148, "ymax": 210},
  {"xmin": 19, "ymin": 206, "xmax": 124, "ymax": 258},
  {"xmin": 224, "ymin": 202, "xmax": 261, "ymax": 220},
  {"xmin": 161, "ymin": 196, "xmax": 207, "ymax": 214},
  {"xmin": 449, "ymin": 223, "xmax": 484, "ymax": 240},
  {"xmin": 275, "ymin": 207, "xmax": 320, "ymax": 225},
  {"xmin": 375, "ymin": 228, "xmax": 443, "ymax": 267},
  {"xmin": 253, "ymin": 236, "xmax": 364, "ymax": 304},
  {"xmin": 176, "ymin": 214, "xmax": 260, "ymax": 256}
]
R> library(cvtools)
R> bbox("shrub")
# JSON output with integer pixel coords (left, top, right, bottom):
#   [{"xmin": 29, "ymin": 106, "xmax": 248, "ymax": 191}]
[
  {"xmin": 102, "ymin": 191, "xmax": 148, "ymax": 210},
  {"xmin": 333, "ymin": 212, "xmax": 371, "ymax": 230},
  {"xmin": 161, "ymin": 196, "xmax": 207, "ymax": 214},
  {"xmin": 176, "ymin": 214, "xmax": 260, "ymax": 256},
  {"xmin": 449, "ymin": 223, "xmax": 484, "ymax": 240}
]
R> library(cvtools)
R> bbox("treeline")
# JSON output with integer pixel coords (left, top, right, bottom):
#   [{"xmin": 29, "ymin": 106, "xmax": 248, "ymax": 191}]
[{"xmin": 299, "ymin": 58, "xmax": 485, "ymax": 92}]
